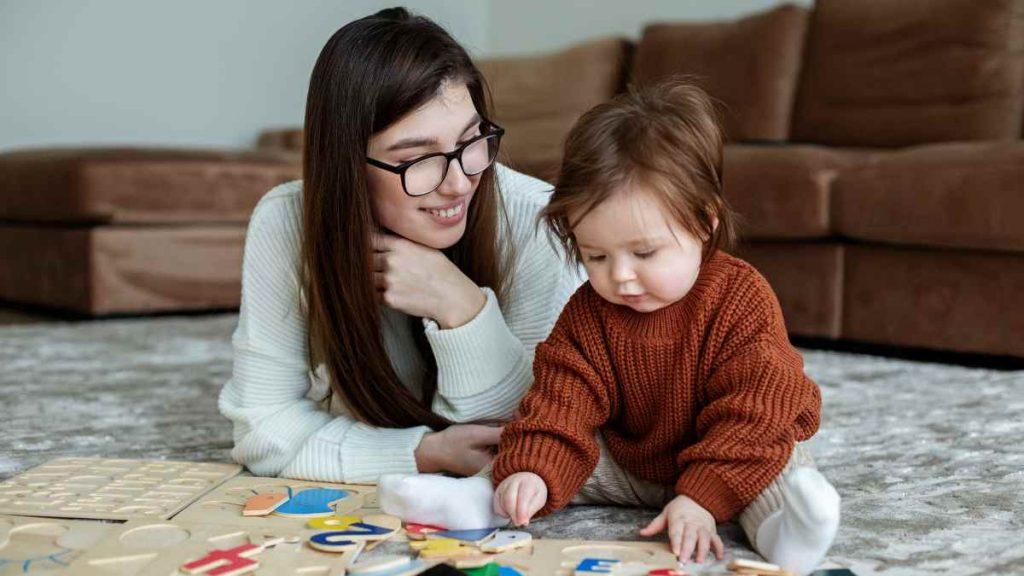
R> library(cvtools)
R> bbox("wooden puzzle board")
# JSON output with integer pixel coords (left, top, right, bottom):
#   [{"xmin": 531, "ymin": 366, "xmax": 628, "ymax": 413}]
[
  {"xmin": 0, "ymin": 458, "xmax": 241, "ymax": 521},
  {"xmin": 0, "ymin": 514, "xmax": 116, "ymax": 575},
  {"xmin": 464, "ymin": 538, "xmax": 683, "ymax": 575},
  {"xmin": 66, "ymin": 518, "xmax": 359, "ymax": 576},
  {"xmin": 171, "ymin": 475, "xmax": 393, "ymax": 534}
]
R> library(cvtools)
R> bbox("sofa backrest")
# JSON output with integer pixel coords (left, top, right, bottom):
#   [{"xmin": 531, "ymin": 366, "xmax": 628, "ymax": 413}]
[
  {"xmin": 792, "ymin": 0, "xmax": 1024, "ymax": 147},
  {"xmin": 633, "ymin": 4, "xmax": 809, "ymax": 143},
  {"xmin": 477, "ymin": 37, "xmax": 632, "ymax": 182}
]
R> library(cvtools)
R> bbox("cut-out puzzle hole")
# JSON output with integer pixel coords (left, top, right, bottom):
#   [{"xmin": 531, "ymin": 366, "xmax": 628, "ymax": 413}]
[
  {"xmin": 118, "ymin": 524, "xmax": 191, "ymax": 549},
  {"xmin": 87, "ymin": 552, "xmax": 158, "ymax": 572},
  {"xmin": 561, "ymin": 544, "xmax": 655, "ymax": 563},
  {"xmin": 207, "ymin": 531, "xmax": 250, "ymax": 549}
]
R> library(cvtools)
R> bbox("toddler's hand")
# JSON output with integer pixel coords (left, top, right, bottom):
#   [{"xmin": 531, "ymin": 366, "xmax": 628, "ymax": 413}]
[
  {"xmin": 493, "ymin": 472, "xmax": 547, "ymax": 526},
  {"xmin": 639, "ymin": 495, "xmax": 724, "ymax": 563}
]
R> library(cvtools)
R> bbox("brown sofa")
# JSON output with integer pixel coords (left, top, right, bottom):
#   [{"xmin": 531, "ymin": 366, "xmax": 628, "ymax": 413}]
[
  {"xmin": 2, "ymin": 0, "xmax": 1021, "ymax": 359},
  {"xmin": 0, "ymin": 149, "xmax": 300, "ymax": 314}
]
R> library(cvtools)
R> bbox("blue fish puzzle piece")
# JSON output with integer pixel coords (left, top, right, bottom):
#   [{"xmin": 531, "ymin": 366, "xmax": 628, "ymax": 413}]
[
  {"xmin": 575, "ymin": 558, "xmax": 620, "ymax": 573},
  {"xmin": 432, "ymin": 527, "xmax": 498, "ymax": 543},
  {"xmin": 273, "ymin": 487, "xmax": 349, "ymax": 516}
]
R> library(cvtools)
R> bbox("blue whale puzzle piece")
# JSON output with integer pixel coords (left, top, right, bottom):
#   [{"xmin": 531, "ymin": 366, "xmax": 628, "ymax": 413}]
[{"xmin": 273, "ymin": 487, "xmax": 349, "ymax": 516}]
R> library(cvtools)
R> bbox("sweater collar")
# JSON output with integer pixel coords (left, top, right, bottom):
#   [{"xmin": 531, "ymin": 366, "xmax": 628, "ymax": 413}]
[{"xmin": 599, "ymin": 251, "xmax": 735, "ymax": 339}]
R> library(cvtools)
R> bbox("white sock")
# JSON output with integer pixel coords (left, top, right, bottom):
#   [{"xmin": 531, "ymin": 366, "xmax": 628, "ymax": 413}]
[
  {"xmin": 378, "ymin": 473, "xmax": 509, "ymax": 530},
  {"xmin": 754, "ymin": 467, "xmax": 840, "ymax": 575}
]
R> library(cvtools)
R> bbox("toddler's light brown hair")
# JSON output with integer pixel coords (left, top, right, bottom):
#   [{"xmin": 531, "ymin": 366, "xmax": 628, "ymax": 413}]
[{"xmin": 541, "ymin": 79, "xmax": 737, "ymax": 263}]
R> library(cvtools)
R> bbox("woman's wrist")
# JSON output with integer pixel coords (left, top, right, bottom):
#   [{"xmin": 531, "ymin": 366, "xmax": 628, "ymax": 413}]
[{"xmin": 435, "ymin": 283, "xmax": 486, "ymax": 329}]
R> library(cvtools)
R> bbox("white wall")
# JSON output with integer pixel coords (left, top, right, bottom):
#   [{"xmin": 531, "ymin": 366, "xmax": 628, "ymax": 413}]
[
  {"xmin": 0, "ymin": 1, "xmax": 812, "ymax": 153},
  {"xmin": 486, "ymin": 0, "xmax": 811, "ymax": 57},
  {"xmin": 0, "ymin": 0, "xmax": 489, "ymax": 152}
]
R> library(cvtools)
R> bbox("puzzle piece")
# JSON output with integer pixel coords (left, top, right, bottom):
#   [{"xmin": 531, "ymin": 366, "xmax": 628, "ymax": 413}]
[
  {"xmin": 273, "ymin": 488, "xmax": 349, "ymax": 517},
  {"xmin": 306, "ymin": 532, "xmax": 365, "ymax": 554},
  {"xmin": 348, "ymin": 554, "xmax": 412, "ymax": 574},
  {"xmin": 576, "ymin": 558, "xmax": 621, "ymax": 574},
  {"xmin": 405, "ymin": 523, "xmax": 446, "ymax": 540},
  {"xmin": 411, "ymin": 537, "xmax": 479, "ymax": 560},
  {"xmin": 241, "ymin": 492, "xmax": 288, "ymax": 517},
  {"xmin": 306, "ymin": 515, "xmax": 362, "ymax": 530},
  {"xmin": 430, "ymin": 528, "xmax": 498, "ymax": 545},
  {"xmin": 180, "ymin": 543, "xmax": 261, "ymax": 576},
  {"xmin": 729, "ymin": 559, "xmax": 797, "ymax": 576},
  {"xmin": 480, "ymin": 530, "xmax": 531, "ymax": 553},
  {"xmin": 647, "ymin": 569, "xmax": 689, "ymax": 576}
]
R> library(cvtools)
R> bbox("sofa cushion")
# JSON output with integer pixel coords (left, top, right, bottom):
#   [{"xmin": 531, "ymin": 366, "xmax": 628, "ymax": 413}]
[
  {"xmin": 844, "ymin": 245, "xmax": 1024, "ymax": 357},
  {"xmin": 793, "ymin": 0, "xmax": 1024, "ymax": 147},
  {"xmin": 633, "ymin": 4, "xmax": 809, "ymax": 142},
  {"xmin": 477, "ymin": 38, "xmax": 631, "ymax": 182},
  {"xmin": 833, "ymin": 142, "xmax": 1024, "ymax": 253},
  {"xmin": 723, "ymin": 144, "xmax": 869, "ymax": 240},
  {"xmin": 738, "ymin": 242, "xmax": 844, "ymax": 339},
  {"xmin": 0, "ymin": 148, "xmax": 300, "ymax": 224}
]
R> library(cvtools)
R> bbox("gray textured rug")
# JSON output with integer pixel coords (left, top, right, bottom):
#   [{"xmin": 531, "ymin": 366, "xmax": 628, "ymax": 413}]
[{"xmin": 1, "ymin": 315, "xmax": 1022, "ymax": 575}]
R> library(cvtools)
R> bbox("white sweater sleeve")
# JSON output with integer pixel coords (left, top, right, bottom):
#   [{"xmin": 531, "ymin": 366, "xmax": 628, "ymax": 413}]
[
  {"xmin": 218, "ymin": 185, "xmax": 429, "ymax": 482},
  {"xmin": 425, "ymin": 166, "xmax": 585, "ymax": 422}
]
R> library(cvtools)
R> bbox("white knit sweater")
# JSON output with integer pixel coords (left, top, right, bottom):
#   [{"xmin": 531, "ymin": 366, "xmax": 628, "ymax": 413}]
[{"xmin": 218, "ymin": 164, "xmax": 583, "ymax": 482}]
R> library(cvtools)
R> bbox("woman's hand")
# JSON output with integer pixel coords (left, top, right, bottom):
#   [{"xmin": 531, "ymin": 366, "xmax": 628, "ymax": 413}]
[
  {"xmin": 373, "ymin": 232, "xmax": 486, "ymax": 328},
  {"xmin": 414, "ymin": 424, "xmax": 503, "ymax": 476},
  {"xmin": 639, "ymin": 495, "xmax": 725, "ymax": 563},
  {"xmin": 493, "ymin": 472, "xmax": 548, "ymax": 526}
]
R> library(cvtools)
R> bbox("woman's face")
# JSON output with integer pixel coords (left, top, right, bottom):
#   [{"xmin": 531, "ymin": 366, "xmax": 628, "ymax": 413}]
[{"xmin": 366, "ymin": 81, "xmax": 484, "ymax": 249}]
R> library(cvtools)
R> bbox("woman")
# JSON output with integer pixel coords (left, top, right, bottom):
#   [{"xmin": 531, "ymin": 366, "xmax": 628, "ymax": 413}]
[{"xmin": 218, "ymin": 8, "xmax": 580, "ymax": 482}]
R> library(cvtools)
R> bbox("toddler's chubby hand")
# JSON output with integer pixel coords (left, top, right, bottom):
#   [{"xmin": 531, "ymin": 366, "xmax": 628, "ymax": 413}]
[
  {"xmin": 493, "ymin": 472, "xmax": 547, "ymax": 526},
  {"xmin": 639, "ymin": 495, "xmax": 725, "ymax": 563}
]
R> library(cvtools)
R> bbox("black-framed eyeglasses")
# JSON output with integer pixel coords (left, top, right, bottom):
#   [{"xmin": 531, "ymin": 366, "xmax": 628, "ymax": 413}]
[{"xmin": 366, "ymin": 121, "xmax": 505, "ymax": 197}]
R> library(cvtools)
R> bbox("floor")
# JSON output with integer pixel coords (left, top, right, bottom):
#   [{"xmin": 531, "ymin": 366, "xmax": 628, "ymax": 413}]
[{"xmin": 1, "ymin": 312, "xmax": 1023, "ymax": 575}]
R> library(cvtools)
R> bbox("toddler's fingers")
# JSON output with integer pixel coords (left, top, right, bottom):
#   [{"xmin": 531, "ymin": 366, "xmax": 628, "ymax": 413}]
[
  {"xmin": 695, "ymin": 531, "xmax": 710, "ymax": 563},
  {"xmin": 639, "ymin": 511, "xmax": 667, "ymax": 536},
  {"xmin": 516, "ymin": 485, "xmax": 535, "ymax": 526},
  {"xmin": 678, "ymin": 525, "xmax": 698, "ymax": 563},
  {"xmin": 492, "ymin": 488, "xmax": 505, "ymax": 517},
  {"xmin": 711, "ymin": 533, "xmax": 725, "ymax": 560},
  {"xmin": 502, "ymin": 487, "xmax": 519, "ymax": 525},
  {"xmin": 668, "ymin": 518, "xmax": 684, "ymax": 557}
]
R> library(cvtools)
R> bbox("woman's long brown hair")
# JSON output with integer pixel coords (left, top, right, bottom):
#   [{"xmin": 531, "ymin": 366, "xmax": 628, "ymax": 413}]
[{"xmin": 302, "ymin": 8, "xmax": 512, "ymax": 430}]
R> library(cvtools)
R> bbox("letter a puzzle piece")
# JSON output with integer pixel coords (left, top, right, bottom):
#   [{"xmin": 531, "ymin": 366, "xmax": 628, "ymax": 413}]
[
  {"xmin": 180, "ymin": 543, "xmax": 261, "ymax": 576},
  {"xmin": 242, "ymin": 492, "xmax": 289, "ymax": 516}
]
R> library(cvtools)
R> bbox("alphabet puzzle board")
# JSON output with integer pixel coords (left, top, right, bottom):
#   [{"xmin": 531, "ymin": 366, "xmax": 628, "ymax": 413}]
[
  {"xmin": 0, "ymin": 514, "xmax": 115, "ymax": 575},
  {"xmin": 65, "ymin": 518, "xmax": 360, "ymax": 576},
  {"xmin": 447, "ymin": 538, "xmax": 682, "ymax": 575},
  {"xmin": 171, "ymin": 475, "xmax": 388, "ymax": 532},
  {"xmin": 0, "ymin": 458, "xmax": 241, "ymax": 522}
]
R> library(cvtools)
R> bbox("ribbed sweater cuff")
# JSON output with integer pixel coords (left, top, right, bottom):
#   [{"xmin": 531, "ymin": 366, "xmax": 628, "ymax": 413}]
[
  {"xmin": 675, "ymin": 465, "xmax": 746, "ymax": 522},
  {"xmin": 424, "ymin": 287, "xmax": 523, "ymax": 398},
  {"xmin": 339, "ymin": 423, "xmax": 431, "ymax": 483},
  {"xmin": 493, "ymin": 435, "xmax": 594, "ymax": 515}
]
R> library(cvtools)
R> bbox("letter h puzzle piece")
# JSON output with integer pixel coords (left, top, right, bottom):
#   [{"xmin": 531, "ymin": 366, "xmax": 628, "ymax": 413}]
[{"xmin": 180, "ymin": 543, "xmax": 262, "ymax": 576}]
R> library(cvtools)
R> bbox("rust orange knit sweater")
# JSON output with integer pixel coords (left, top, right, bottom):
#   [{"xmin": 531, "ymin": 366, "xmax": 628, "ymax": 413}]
[{"xmin": 493, "ymin": 252, "xmax": 821, "ymax": 522}]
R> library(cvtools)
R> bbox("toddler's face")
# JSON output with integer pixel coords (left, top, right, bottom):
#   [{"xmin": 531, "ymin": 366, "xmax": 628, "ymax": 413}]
[{"xmin": 572, "ymin": 186, "xmax": 703, "ymax": 313}]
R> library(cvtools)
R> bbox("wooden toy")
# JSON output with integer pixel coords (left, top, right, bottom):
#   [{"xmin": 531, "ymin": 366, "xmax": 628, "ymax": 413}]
[
  {"xmin": 180, "ymin": 543, "xmax": 262, "ymax": 575},
  {"xmin": 429, "ymin": 527, "xmax": 498, "ymax": 545},
  {"xmin": 307, "ymin": 532, "xmax": 366, "ymax": 554},
  {"xmin": 0, "ymin": 457, "xmax": 240, "ymax": 521},
  {"xmin": 174, "ymin": 475, "xmax": 380, "ymax": 531},
  {"xmin": 66, "ymin": 519, "xmax": 358, "ymax": 575},
  {"xmin": 347, "ymin": 554, "xmax": 413, "ymax": 574},
  {"xmin": 273, "ymin": 488, "xmax": 350, "ymax": 517},
  {"xmin": 405, "ymin": 523, "xmax": 446, "ymax": 540},
  {"xmin": 728, "ymin": 558, "xmax": 797, "ymax": 576},
  {"xmin": 242, "ymin": 492, "xmax": 289, "ymax": 517},
  {"xmin": 0, "ymin": 514, "xmax": 114, "ymax": 576},
  {"xmin": 647, "ymin": 568, "xmax": 689, "ymax": 575},
  {"xmin": 575, "ymin": 557, "xmax": 620, "ymax": 574},
  {"xmin": 455, "ymin": 539, "xmax": 680, "ymax": 576},
  {"xmin": 411, "ymin": 537, "xmax": 480, "ymax": 561},
  {"xmin": 307, "ymin": 515, "xmax": 363, "ymax": 530},
  {"xmin": 480, "ymin": 531, "xmax": 532, "ymax": 553}
]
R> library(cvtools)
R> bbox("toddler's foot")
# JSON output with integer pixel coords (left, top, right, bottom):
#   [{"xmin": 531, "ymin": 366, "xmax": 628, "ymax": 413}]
[
  {"xmin": 754, "ymin": 467, "xmax": 840, "ymax": 575},
  {"xmin": 379, "ymin": 473, "xmax": 508, "ymax": 530}
]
